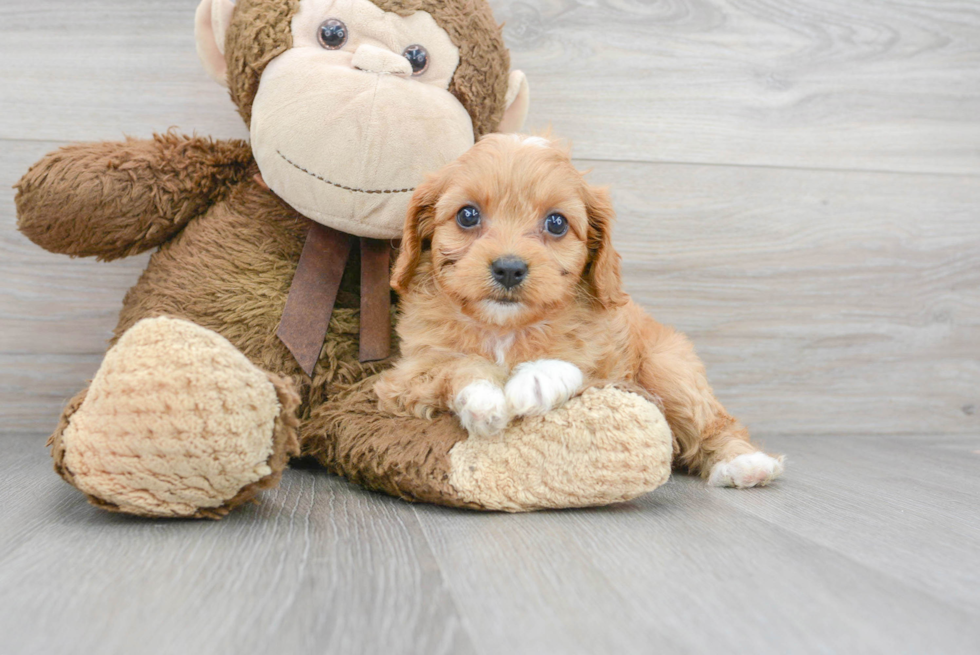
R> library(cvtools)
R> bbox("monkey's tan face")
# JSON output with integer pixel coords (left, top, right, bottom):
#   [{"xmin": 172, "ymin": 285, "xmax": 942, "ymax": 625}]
[{"xmin": 250, "ymin": 0, "xmax": 475, "ymax": 238}]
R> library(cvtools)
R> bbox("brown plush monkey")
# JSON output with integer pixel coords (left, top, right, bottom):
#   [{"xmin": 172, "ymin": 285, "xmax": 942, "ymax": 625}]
[{"xmin": 14, "ymin": 0, "xmax": 673, "ymax": 518}]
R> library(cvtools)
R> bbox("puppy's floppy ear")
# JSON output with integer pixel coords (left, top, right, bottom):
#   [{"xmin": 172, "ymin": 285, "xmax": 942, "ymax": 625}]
[
  {"xmin": 391, "ymin": 174, "xmax": 445, "ymax": 294},
  {"xmin": 583, "ymin": 185, "xmax": 628, "ymax": 309}
]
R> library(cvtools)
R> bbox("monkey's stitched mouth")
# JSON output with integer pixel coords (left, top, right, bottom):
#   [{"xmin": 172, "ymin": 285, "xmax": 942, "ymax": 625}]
[{"xmin": 277, "ymin": 150, "xmax": 416, "ymax": 195}]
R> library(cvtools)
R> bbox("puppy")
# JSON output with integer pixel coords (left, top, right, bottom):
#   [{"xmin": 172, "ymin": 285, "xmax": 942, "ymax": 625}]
[{"xmin": 375, "ymin": 134, "xmax": 784, "ymax": 488}]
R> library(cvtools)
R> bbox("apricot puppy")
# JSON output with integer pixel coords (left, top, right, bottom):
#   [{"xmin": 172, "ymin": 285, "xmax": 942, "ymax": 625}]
[{"xmin": 376, "ymin": 134, "xmax": 784, "ymax": 487}]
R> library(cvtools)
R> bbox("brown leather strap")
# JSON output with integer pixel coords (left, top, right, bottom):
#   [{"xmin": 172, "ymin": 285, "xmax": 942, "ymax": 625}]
[
  {"xmin": 277, "ymin": 222, "xmax": 352, "ymax": 377},
  {"xmin": 359, "ymin": 238, "xmax": 392, "ymax": 363}
]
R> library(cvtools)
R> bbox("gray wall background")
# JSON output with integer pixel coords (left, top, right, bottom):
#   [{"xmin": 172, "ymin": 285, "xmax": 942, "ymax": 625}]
[{"xmin": 1, "ymin": 0, "xmax": 977, "ymax": 437}]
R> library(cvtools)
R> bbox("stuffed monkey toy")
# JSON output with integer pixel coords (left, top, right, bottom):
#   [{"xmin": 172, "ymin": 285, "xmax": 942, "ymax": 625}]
[{"xmin": 14, "ymin": 0, "xmax": 673, "ymax": 518}]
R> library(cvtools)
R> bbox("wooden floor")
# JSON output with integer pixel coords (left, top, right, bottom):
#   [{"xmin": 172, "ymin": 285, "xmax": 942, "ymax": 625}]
[
  {"xmin": 2, "ymin": 1, "xmax": 979, "ymax": 653},
  {"xmin": 1, "ymin": 432, "xmax": 978, "ymax": 654}
]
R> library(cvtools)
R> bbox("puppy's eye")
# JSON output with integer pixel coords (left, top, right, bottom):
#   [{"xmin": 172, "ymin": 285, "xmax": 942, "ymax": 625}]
[
  {"xmin": 403, "ymin": 45, "xmax": 429, "ymax": 75},
  {"xmin": 544, "ymin": 213, "xmax": 569, "ymax": 237},
  {"xmin": 456, "ymin": 205, "xmax": 481, "ymax": 229},
  {"xmin": 317, "ymin": 19, "xmax": 348, "ymax": 50}
]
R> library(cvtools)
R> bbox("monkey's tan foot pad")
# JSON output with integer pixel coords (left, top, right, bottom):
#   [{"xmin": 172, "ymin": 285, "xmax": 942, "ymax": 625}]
[
  {"xmin": 448, "ymin": 386, "xmax": 674, "ymax": 511},
  {"xmin": 51, "ymin": 317, "xmax": 300, "ymax": 518}
]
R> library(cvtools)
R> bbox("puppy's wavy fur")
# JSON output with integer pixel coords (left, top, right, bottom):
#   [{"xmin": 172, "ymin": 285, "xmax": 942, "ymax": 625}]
[{"xmin": 376, "ymin": 134, "xmax": 783, "ymax": 484}]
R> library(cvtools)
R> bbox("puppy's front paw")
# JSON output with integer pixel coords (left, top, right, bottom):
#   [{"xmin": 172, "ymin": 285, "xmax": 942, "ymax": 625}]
[
  {"xmin": 452, "ymin": 380, "xmax": 509, "ymax": 437},
  {"xmin": 505, "ymin": 359, "xmax": 584, "ymax": 417},
  {"xmin": 708, "ymin": 452, "xmax": 785, "ymax": 488}
]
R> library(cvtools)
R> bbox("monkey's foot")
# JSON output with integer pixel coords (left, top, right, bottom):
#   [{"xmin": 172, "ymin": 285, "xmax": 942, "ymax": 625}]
[
  {"xmin": 447, "ymin": 386, "xmax": 673, "ymax": 511},
  {"xmin": 50, "ymin": 317, "xmax": 300, "ymax": 518},
  {"xmin": 306, "ymin": 383, "xmax": 672, "ymax": 512}
]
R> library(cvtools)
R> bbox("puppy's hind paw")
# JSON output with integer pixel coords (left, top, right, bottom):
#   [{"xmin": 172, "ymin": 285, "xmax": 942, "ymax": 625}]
[
  {"xmin": 453, "ymin": 380, "xmax": 510, "ymax": 438},
  {"xmin": 505, "ymin": 359, "xmax": 584, "ymax": 417},
  {"xmin": 708, "ymin": 452, "xmax": 785, "ymax": 488}
]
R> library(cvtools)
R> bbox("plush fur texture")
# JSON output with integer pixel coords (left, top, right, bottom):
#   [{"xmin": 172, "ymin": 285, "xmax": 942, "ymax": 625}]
[
  {"xmin": 377, "ymin": 135, "xmax": 784, "ymax": 481},
  {"xmin": 225, "ymin": 0, "xmax": 510, "ymax": 136},
  {"xmin": 247, "ymin": 0, "xmax": 478, "ymax": 238},
  {"xmin": 53, "ymin": 317, "xmax": 300, "ymax": 518},
  {"xmin": 304, "ymin": 379, "xmax": 672, "ymax": 511},
  {"xmin": 16, "ymin": 134, "xmax": 253, "ymax": 261},
  {"xmin": 224, "ymin": 0, "xmax": 299, "ymax": 127},
  {"xmin": 48, "ymin": 322, "xmax": 302, "ymax": 520},
  {"xmin": 16, "ymin": 0, "xmax": 675, "ymax": 516},
  {"xmin": 447, "ymin": 385, "xmax": 674, "ymax": 511},
  {"xmin": 338, "ymin": 0, "xmax": 511, "ymax": 138}
]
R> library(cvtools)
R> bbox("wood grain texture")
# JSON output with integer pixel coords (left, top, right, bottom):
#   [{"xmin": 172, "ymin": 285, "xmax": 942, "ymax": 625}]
[
  {"xmin": 2, "ymin": 0, "xmax": 977, "ymax": 173},
  {"xmin": 709, "ymin": 434, "xmax": 980, "ymax": 612},
  {"xmin": 2, "ymin": 433, "xmax": 979, "ymax": 654},
  {"xmin": 0, "ymin": 437, "xmax": 476, "ymax": 655},
  {"xmin": 0, "ymin": 0, "xmax": 248, "ymax": 143},
  {"xmin": 493, "ymin": 0, "xmax": 980, "ymax": 174},
  {"xmin": 595, "ymin": 160, "xmax": 980, "ymax": 436}
]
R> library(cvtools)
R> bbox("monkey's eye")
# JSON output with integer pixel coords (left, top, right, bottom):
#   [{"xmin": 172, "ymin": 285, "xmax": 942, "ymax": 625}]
[
  {"xmin": 456, "ymin": 205, "xmax": 481, "ymax": 229},
  {"xmin": 403, "ymin": 45, "xmax": 429, "ymax": 75},
  {"xmin": 317, "ymin": 19, "xmax": 348, "ymax": 50},
  {"xmin": 544, "ymin": 213, "xmax": 569, "ymax": 237}
]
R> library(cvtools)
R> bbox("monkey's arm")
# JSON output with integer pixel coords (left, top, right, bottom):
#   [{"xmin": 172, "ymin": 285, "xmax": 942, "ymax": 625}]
[{"xmin": 15, "ymin": 133, "xmax": 253, "ymax": 261}]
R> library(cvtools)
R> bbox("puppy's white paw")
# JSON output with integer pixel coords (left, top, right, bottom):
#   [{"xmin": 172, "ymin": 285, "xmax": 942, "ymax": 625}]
[
  {"xmin": 505, "ymin": 359, "xmax": 584, "ymax": 417},
  {"xmin": 708, "ymin": 452, "xmax": 785, "ymax": 488},
  {"xmin": 452, "ymin": 380, "xmax": 510, "ymax": 437}
]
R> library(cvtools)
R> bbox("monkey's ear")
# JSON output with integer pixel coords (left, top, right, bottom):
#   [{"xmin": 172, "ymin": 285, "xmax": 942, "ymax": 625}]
[
  {"xmin": 496, "ymin": 71, "xmax": 531, "ymax": 133},
  {"xmin": 583, "ymin": 185, "xmax": 629, "ymax": 309},
  {"xmin": 391, "ymin": 175, "xmax": 446, "ymax": 295},
  {"xmin": 195, "ymin": 0, "xmax": 236, "ymax": 86}
]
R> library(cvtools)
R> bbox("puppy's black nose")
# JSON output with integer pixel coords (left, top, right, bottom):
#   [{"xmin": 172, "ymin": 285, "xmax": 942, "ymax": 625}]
[{"xmin": 490, "ymin": 256, "xmax": 528, "ymax": 290}]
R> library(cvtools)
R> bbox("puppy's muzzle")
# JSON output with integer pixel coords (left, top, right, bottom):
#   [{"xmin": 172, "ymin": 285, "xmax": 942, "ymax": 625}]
[{"xmin": 490, "ymin": 256, "xmax": 528, "ymax": 290}]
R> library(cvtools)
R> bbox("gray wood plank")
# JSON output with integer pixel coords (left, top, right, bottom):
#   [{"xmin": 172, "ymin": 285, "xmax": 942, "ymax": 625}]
[
  {"xmin": 0, "ymin": 437, "xmax": 476, "ymax": 655},
  {"xmin": 411, "ymin": 447, "xmax": 980, "ymax": 654},
  {"xmin": 2, "ymin": 1, "xmax": 978, "ymax": 173},
  {"xmin": 595, "ymin": 160, "xmax": 980, "ymax": 437},
  {"xmin": 3, "ymin": 433, "xmax": 979, "ymax": 654},
  {"xmin": 497, "ymin": 0, "xmax": 980, "ymax": 174},
  {"xmin": 709, "ymin": 434, "xmax": 980, "ymax": 612},
  {"xmin": 0, "ymin": 0, "xmax": 248, "ymax": 143}
]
